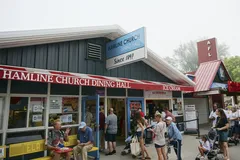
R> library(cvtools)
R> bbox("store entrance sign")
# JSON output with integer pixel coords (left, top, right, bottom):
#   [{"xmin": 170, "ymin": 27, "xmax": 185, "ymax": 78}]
[
  {"xmin": 0, "ymin": 70, "xmax": 131, "ymax": 89},
  {"xmin": 144, "ymin": 90, "xmax": 172, "ymax": 99},
  {"xmin": 106, "ymin": 27, "xmax": 147, "ymax": 69}
]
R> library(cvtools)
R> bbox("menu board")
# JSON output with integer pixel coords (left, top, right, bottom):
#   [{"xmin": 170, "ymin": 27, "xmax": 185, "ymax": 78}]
[
  {"xmin": 184, "ymin": 105, "xmax": 197, "ymax": 130},
  {"xmin": 50, "ymin": 97, "xmax": 62, "ymax": 114}
]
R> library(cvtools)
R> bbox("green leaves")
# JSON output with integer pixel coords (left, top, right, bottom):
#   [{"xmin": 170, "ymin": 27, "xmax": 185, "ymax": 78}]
[{"xmin": 224, "ymin": 56, "xmax": 240, "ymax": 82}]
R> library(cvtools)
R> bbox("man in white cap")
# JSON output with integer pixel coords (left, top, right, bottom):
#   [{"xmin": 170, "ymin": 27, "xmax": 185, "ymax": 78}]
[
  {"xmin": 73, "ymin": 122, "xmax": 93, "ymax": 160},
  {"xmin": 166, "ymin": 117, "xmax": 182, "ymax": 160}
]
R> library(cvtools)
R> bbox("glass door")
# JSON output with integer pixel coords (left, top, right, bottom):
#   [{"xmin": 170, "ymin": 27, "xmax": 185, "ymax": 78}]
[
  {"xmin": 81, "ymin": 95, "xmax": 100, "ymax": 159},
  {"xmin": 127, "ymin": 98, "xmax": 144, "ymax": 134}
]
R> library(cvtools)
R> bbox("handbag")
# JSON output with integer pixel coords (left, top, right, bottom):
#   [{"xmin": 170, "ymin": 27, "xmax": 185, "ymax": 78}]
[{"xmin": 130, "ymin": 136, "xmax": 141, "ymax": 156}]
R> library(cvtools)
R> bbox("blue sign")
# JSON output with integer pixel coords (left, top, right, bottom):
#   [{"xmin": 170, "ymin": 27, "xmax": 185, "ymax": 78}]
[
  {"xmin": 211, "ymin": 82, "xmax": 228, "ymax": 89},
  {"xmin": 106, "ymin": 27, "xmax": 145, "ymax": 59}
]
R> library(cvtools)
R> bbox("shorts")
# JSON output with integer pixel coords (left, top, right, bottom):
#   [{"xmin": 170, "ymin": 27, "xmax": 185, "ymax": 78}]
[
  {"xmin": 218, "ymin": 131, "xmax": 228, "ymax": 142},
  {"xmin": 155, "ymin": 144, "xmax": 165, "ymax": 148},
  {"xmin": 136, "ymin": 131, "xmax": 143, "ymax": 138},
  {"xmin": 105, "ymin": 133, "xmax": 116, "ymax": 142}
]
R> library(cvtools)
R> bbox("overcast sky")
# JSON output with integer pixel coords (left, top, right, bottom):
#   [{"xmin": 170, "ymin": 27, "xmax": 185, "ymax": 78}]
[{"xmin": 0, "ymin": 0, "xmax": 239, "ymax": 57}]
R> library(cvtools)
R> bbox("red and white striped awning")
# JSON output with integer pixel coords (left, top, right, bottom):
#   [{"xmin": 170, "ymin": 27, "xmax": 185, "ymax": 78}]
[{"xmin": 0, "ymin": 65, "xmax": 194, "ymax": 92}]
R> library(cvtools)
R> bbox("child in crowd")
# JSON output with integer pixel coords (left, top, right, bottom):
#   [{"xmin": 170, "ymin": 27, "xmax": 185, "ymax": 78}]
[{"xmin": 198, "ymin": 135, "xmax": 210, "ymax": 159}]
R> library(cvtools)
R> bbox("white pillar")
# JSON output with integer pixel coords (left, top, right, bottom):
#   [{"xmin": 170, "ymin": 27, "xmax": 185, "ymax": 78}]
[
  {"xmin": 79, "ymin": 86, "xmax": 82, "ymax": 123},
  {"xmin": 231, "ymin": 96, "xmax": 235, "ymax": 107},
  {"xmin": 2, "ymin": 80, "xmax": 11, "ymax": 145},
  {"xmin": 125, "ymin": 89, "xmax": 128, "ymax": 139},
  {"xmin": 181, "ymin": 91, "xmax": 185, "ymax": 117},
  {"xmin": 104, "ymin": 87, "xmax": 107, "ymax": 149},
  {"xmin": 44, "ymin": 83, "xmax": 51, "ymax": 156}
]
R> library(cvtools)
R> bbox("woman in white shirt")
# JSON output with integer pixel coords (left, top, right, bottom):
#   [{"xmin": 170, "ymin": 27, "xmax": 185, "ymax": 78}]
[
  {"xmin": 151, "ymin": 111, "xmax": 167, "ymax": 160},
  {"xmin": 198, "ymin": 135, "xmax": 210, "ymax": 159},
  {"xmin": 230, "ymin": 107, "xmax": 240, "ymax": 141}
]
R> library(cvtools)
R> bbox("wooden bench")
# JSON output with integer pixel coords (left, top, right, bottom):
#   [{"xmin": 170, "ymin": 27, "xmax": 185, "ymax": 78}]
[{"xmin": 7, "ymin": 135, "xmax": 99, "ymax": 160}]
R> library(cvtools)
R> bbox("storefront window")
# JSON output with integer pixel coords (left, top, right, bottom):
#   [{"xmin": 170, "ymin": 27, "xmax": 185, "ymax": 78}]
[
  {"xmin": 146, "ymin": 100, "xmax": 170, "ymax": 118},
  {"xmin": 8, "ymin": 97, "xmax": 28, "ymax": 129},
  {"xmin": 49, "ymin": 97, "xmax": 79, "ymax": 126},
  {"xmin": 29, "ymin": 97, "xmax": 46, "ymax": 127},
  {"xmin": 0, "ymin": 97, "xmax": 5, "ymax": 130}
]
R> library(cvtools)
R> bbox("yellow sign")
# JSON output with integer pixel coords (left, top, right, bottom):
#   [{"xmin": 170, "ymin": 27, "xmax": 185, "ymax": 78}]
[
  {"xmin": 0, "ymin": 146, "xmax": 6, "ymax": 158},
  {"xmin": 9, "ymin": 135, "xmax": 78, "ymax": 157},
  {"xmin": 9, "ymin": 140, "xmax": 45, "ymax": 157}
]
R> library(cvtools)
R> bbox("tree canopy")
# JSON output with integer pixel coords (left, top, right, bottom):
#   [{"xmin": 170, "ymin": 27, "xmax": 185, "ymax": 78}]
[
  {"xmin": 224, "ymin": 56, "xmax": 240, "ymax": 82},
  {"xmin": 164, "ymin": 39, "xmax": 230, "ymax": 73}
]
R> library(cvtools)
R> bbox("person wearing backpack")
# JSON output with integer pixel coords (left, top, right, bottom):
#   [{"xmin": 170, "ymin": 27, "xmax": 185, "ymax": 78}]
[{"xmin": 47, "ymin": 120, "xmax": 71, "ymax": 160}]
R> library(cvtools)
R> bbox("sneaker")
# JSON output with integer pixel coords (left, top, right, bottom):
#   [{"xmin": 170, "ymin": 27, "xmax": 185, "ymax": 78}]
[
  {"xmin": 112, "ymin": 150, "xmax": 116, "ymax": 154},
  {"xmin": 105, "ymin": 152, "xmax": 113, "ymax": 156}
]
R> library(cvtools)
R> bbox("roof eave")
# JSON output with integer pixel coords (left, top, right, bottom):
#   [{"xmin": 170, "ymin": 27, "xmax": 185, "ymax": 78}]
[{"xmin": 0, "ymin": 25, "xmax": 195, "ymax": 86}]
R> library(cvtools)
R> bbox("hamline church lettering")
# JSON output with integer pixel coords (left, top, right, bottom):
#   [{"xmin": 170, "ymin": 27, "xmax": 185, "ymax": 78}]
[{"xmin": 1, "ymin": 70, "xmax": 131, "ymax": 88}]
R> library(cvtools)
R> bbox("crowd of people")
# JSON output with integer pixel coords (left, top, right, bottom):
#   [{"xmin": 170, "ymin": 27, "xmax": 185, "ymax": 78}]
[
  {"xmin": 45, "ymin": 102, "xmax": 239, "ymax": 160},
  {"xmin": 208, "ymin": 103, "xmax": 240, "ymax": 160}
]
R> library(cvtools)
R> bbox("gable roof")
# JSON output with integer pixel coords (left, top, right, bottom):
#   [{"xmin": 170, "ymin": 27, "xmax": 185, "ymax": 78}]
[
  {"xmin": 0, "ymin": 25, "xmax": 195, "ymax": 86},
  {"xmin": 194, "ymin": 60, "xmax": 231, "ymax": 92}
]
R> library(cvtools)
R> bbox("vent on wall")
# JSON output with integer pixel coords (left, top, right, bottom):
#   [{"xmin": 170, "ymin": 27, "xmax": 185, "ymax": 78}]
[{"xmin": 87, "ymin": 43, "xmax": 102, "ymax": 60}]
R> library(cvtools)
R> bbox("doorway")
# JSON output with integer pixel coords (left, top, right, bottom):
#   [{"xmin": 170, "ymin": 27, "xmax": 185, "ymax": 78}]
[
  {"xmin": 107, "ymin": 98, "xmax": 125, "ymax": 136},
  {"xmin": 146, "ymin": 100, "xmax": 170, "ymax": 119}
]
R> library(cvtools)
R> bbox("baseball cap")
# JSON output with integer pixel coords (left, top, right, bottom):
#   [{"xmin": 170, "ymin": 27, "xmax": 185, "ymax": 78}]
[
  {"xmin": 79, "ymin": 122, "xmax": 86, "ymax": 129},
  {"xmin": 166, "ymin": 117, "xmax": 173, "ymax": 121}
]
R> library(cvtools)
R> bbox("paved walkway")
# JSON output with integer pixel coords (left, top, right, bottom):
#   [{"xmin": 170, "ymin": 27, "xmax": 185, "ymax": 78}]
[{"xmin": 99, "ymin": 126, "xmax": 240, "ymax": 160}]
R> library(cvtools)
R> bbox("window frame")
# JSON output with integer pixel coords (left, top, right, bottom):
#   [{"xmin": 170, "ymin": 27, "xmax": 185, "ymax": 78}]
[
  {"xmin": 7, "ymin": 94, "xmax": 47, "ymax": 131},
  {"xmin": 49, "ymin": 95, "xmax": 79, "ymax": 127},
  {"xmin": 0, "ymin": 94, "xmax": 6, "ymax": 133}
]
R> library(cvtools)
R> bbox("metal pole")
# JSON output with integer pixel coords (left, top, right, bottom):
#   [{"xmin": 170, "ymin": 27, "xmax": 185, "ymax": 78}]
[{"xmin": 196, "ymin": 111, "xmax": 201, "ymax": 139}]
